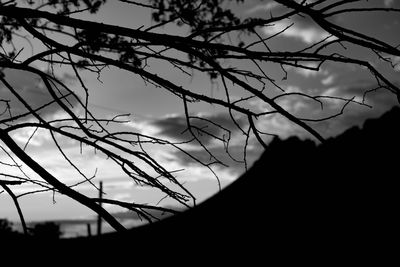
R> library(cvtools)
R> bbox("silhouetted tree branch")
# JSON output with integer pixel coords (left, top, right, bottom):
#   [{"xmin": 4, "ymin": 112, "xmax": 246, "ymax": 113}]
[
  {"xmin": 0, "ymin": 179, "xmax": 27, "ymax": 235},
  {"xmin": 1, "ymin": 0, "xmax": 399, "ymax": 234}
]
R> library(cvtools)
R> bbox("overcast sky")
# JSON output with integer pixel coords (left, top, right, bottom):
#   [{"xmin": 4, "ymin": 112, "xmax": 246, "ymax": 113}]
[{"xmin": 1, "ymin": 0, "xmax": 399, "ymax": 223}]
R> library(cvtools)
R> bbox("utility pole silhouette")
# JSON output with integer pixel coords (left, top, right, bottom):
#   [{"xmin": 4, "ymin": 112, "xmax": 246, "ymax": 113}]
[
  {"xmin": 97, "ymin": 181, "xmax": 103, "ymax": 236},
  {"xmin": 87, "ymin": 223, "xmax": 92, "ymax": 237}
]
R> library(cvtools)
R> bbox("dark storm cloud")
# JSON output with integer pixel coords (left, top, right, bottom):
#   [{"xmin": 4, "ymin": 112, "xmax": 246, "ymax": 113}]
[
  {"xmin": 0, "ymin": 68, "xmax": 78, "ymax": 119},
  {"xmin": 149, "ymin": 113, "xmax": 247, "ymax": 145}
]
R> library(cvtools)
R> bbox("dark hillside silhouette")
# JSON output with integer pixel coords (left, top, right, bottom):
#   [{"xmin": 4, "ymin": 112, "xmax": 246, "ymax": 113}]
[
  {"xmin": 6, "ymin": 107, "xmax": 399, "ymax": 257},
  {"xmin": 58, "ymin": 106, "xmax": 399, "ymax": 255}
]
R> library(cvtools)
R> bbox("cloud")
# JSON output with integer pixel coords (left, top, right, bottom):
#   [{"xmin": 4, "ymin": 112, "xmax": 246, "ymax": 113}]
[
  {"xmin": 310, "ymin": 98, "xmax": 397, "ymax": 140},
  {"xmin": 295, "ymin": 66, "xmax": 320, "ymax": 78},
  {"xmin": 321, "ymin": 75, "xmax": 335, "ymax": 86},
  {"xmin": 311, "ymin": 84, "xmax": 398, "ymax": 137},
  {"xmin": 140, "ymin": 111, "xmax": 267, "ymax": 179},
  {"xmin": 288, "ymin": 62, "xmax": 332, "ymax": 79},
  {"xmin": 11, "ymin": 126, "xmax": 52, "ymax": 147},
  {"xmin": 321, "ymin": 86, "xmax": 398, "ymax": 137},
  {"xmin": 288, "ymin": 62, "xmax": 337, "ymax": 88},
  {"xmin": 255, "ymin": 0, "xmax": 339, "ymax": 45},
  {"xmin": 389, "ymin": 56, "xmax": 400, "ymax": 72},
  {"xmin": 110, "ymin": 192, "xmax": 134, "ymax": 202},
  {"xmin": 142, "ymin": 111, "xmax": 260, "ymax": 178},
  {"xmin": 247, "ymin": 0, "xmax": 319, "ymax": 15},
  {"xmin": 263, "ymin": 21, "xmax": 336, "ymax": 44},
  {"xmin": 342, "ymin": 82, "xmax": 399, "ymax": 107},
  {"xmin": 5, "ymin": 108, "xmax": 89, "ymax": 151},
  {"xmin": 384, "ymin": 0, "xmax": 394, "ymax": 7},
  {"xmin": 148, "ymin": 112, "xmax": 247, "ymax": 145},
  {"xmin": 250, "ymin": 81, "xmax": 399, "ymax": 141},
  {"xmin": 0, "ymin": 68, "xmax": 78, "ymax": 120},
  {"xmin": 246, "ymin": 2, "xmax": 279, "ymax": 14}
]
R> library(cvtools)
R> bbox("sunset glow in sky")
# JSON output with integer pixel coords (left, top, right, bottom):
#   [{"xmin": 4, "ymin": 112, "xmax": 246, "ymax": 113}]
[{"xmin": 1, "ymin": 0, "xmax": 399, "ymax": 224}]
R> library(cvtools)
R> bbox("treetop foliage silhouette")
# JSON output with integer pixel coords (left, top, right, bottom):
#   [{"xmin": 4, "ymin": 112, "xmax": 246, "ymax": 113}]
[{"xmin": 0, "ymin": 0, "xmax": 399, "ymax": 235}]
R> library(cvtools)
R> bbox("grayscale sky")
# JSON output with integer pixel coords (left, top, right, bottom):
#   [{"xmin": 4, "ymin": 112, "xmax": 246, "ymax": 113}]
[{"xmin": 1, "ymin": 0, "xmax": 399, "ymax": 223}]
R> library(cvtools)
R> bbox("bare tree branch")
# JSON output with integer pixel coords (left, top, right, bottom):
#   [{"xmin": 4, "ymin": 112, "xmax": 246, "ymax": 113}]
[{"xmin": 1, "ymin": 0, "xmax": 399, "ymax": 235}]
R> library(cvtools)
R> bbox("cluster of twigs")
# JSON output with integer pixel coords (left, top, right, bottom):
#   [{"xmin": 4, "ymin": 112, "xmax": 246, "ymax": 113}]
[{"xmin": 0, "ymin": 0, "xmax": 399, "ymax": 234}]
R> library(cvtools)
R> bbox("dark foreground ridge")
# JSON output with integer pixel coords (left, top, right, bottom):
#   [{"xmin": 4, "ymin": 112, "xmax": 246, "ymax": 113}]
[{"xmin": 3, "ymin": 107, "xmax": 399, "ymax": 257}]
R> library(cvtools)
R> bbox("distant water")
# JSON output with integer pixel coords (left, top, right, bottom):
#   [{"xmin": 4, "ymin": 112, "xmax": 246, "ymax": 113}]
[
  {"xmin": 12, "ymin": 219, "xmax": 148, "ymax": 238},
  {"xmin": 61, "ymin": 219, "xmax": 148, "ymax": 238}
]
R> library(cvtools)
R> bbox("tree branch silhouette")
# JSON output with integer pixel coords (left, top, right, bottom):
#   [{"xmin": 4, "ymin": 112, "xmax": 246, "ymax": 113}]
[
  {"xmin": 1, "ymin": 0, "xmax": 399, "ymax": 234},
  {"xmin": 0, "ymin": 179, "xmax": 27, "ymax": 235}
]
